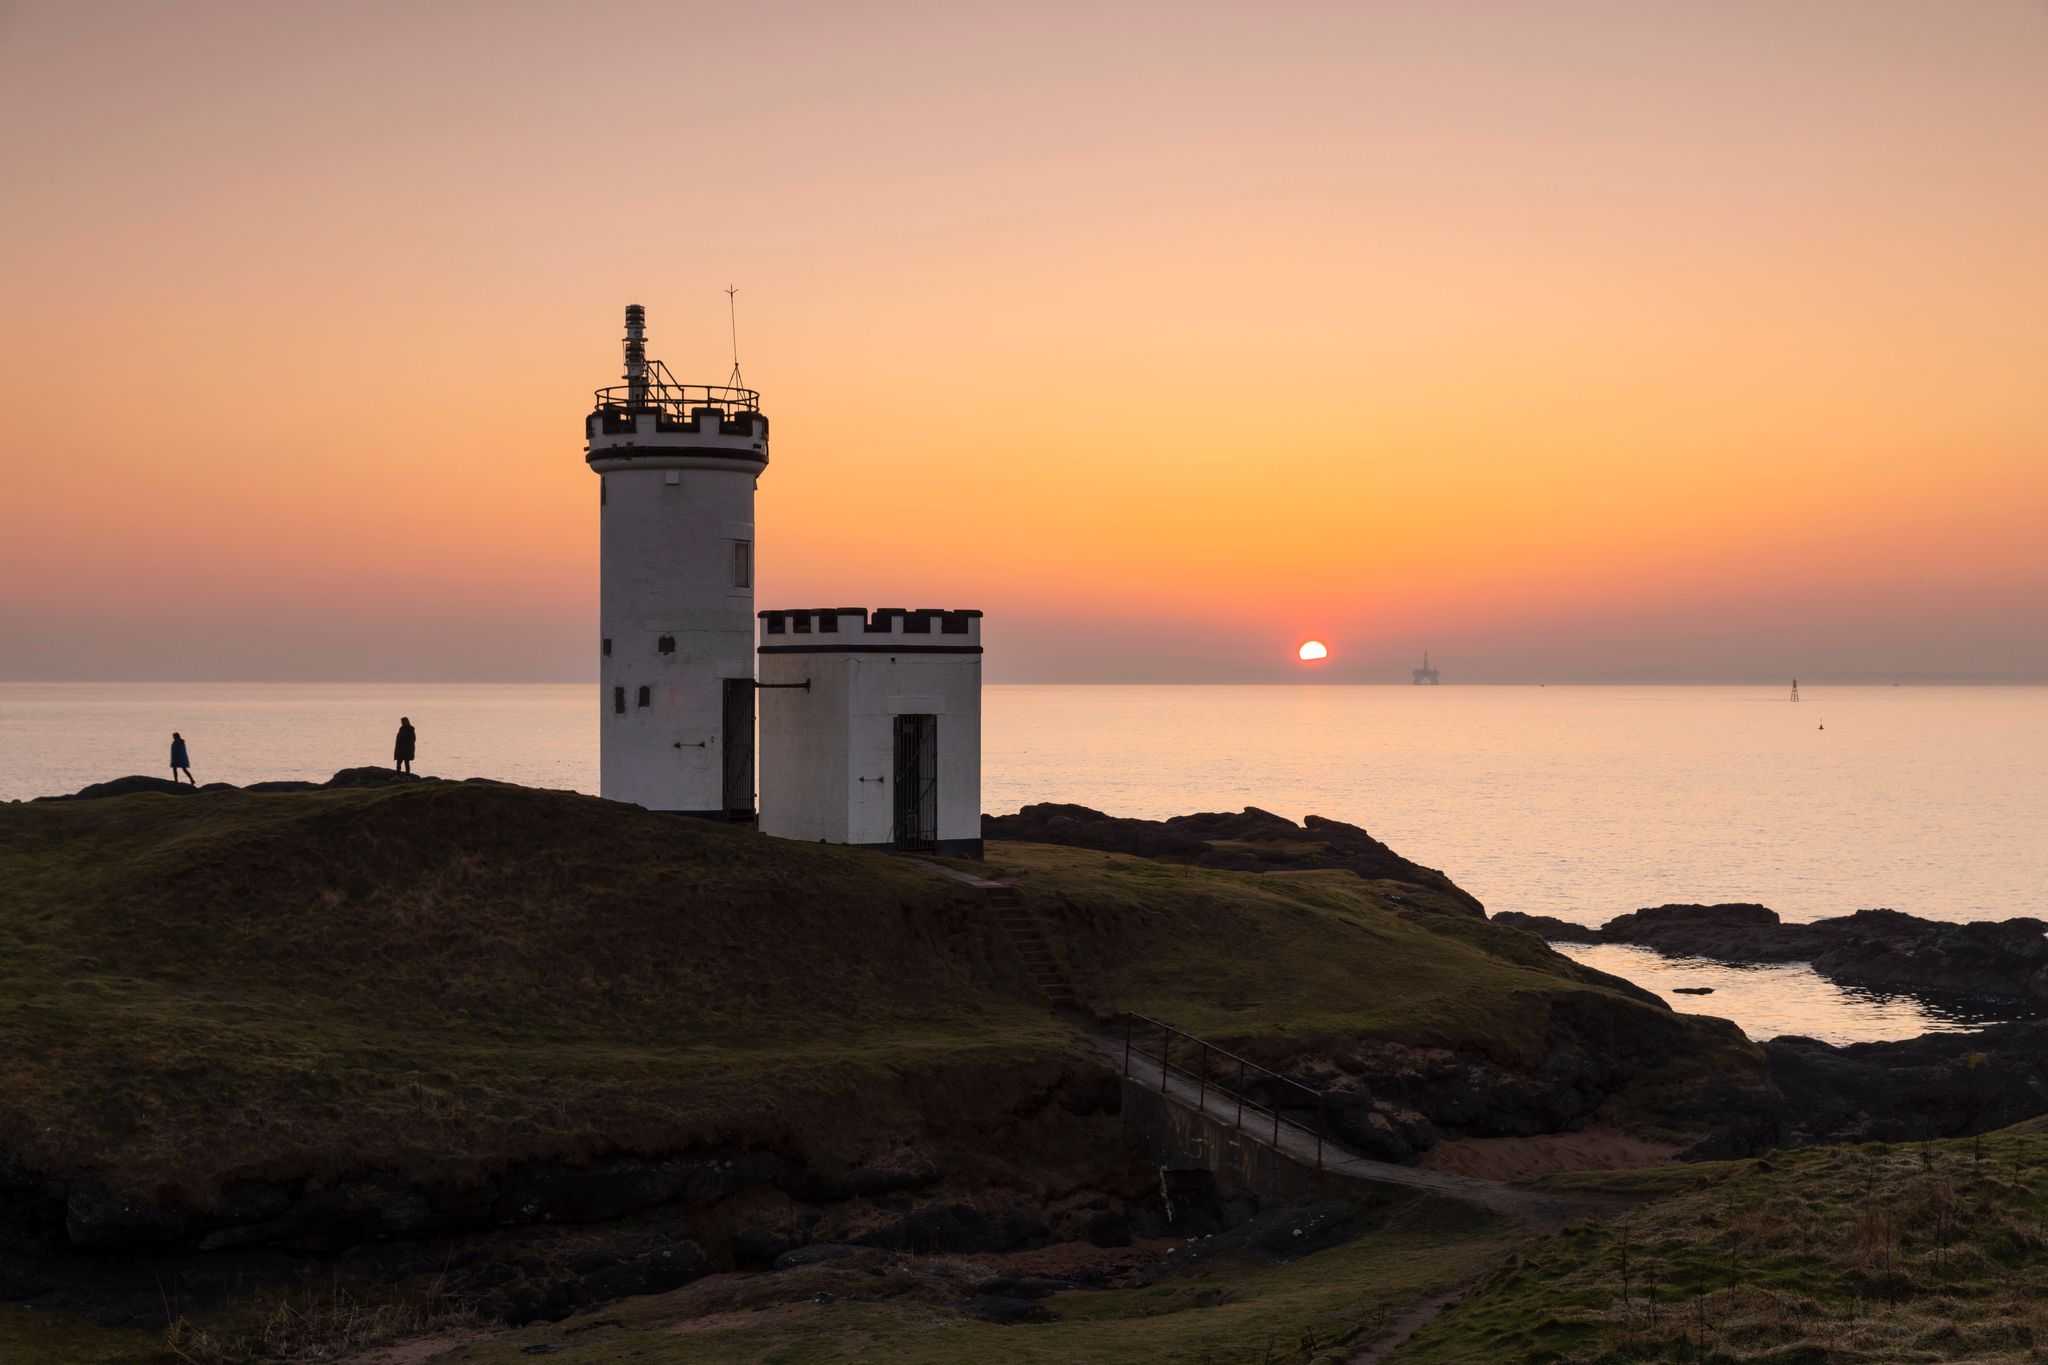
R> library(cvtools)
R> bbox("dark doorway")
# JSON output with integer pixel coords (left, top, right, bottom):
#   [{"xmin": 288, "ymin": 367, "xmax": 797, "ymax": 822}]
[
  {"xmin": 892, "ymin": 713, "xmax": 938, "ymax": 851},
  {"xmin": 722, "ymin": 678, "xmax": 754, "ymax": 816}
]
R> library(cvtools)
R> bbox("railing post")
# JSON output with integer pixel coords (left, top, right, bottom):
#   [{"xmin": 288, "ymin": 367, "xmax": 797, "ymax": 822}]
[
  {"xmin": 1197, "ymin": 1043, "xmax": 1208, "ymax": 1112},
  {"xmin": 1273, "ymin": 1100, "xmax": 1281, "ymax": 1150},
  {"xmin": 1159, "ymin": 1022, "xmax": 1170, "ymax": 1094},
  {"xmin": 1235, "ymin": 1058, "xmax": 1245, "ymax": 1131},
  {"xmin": 1122, "ymin": 1015, "xmax": 1131, "ymax": 1080},
  {"xmin": 1318, "ymin": 1094, "xmax": 1325, "ymax": 1171}
]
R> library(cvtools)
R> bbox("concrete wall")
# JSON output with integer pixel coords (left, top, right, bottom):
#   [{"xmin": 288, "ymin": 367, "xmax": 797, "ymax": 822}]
[
  {"xmin": 594, "ymin": 463, "xmax": 758, "ymax": 812},
  {"xmin": 1118, "ymin": 1078, "xmax": 1352, "ymax": 1206}
]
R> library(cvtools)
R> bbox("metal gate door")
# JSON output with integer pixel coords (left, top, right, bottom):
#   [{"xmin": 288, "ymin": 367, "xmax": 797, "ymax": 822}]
[
  {"xmin": 892, "ymin": 713, "xmax": 938, "ymax": 850},
  {"xmin": 722, "ymin": 678, "xmax": 755, "ymax": 817}
]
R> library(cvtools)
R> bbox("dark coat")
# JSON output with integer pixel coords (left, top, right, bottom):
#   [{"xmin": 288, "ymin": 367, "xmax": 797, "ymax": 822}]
[
  {"xmin": 394, "ymin": 723, "xmax": 416, "ymax": 762},
  {"xmin": 170, "ymin": 737, "xmax": 189, "ymax": 768}
]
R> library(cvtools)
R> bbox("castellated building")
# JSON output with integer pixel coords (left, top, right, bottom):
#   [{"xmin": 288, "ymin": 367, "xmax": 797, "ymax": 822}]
[{"xmin": 584, "ymin": 305, "xmax": 983, "ymax": 855}]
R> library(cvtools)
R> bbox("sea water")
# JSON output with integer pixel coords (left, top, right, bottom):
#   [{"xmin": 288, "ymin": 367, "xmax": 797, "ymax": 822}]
[{"xmin": 4, "ymin": 682, "xmax": 2043, "ymax": 1042}]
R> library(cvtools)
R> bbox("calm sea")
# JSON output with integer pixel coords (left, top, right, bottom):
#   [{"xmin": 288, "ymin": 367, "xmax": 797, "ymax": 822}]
[{"xmin": 4, "ymin": 682, "xmax": 2042, "ymax": 1043}]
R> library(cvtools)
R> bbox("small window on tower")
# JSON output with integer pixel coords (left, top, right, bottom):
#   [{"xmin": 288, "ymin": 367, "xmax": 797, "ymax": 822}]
[
  {"xmin": 657, "ymin": 635, "xmax": 675, "ymax": 655},
  {"xmin": 637, "ymin": 685, "xmax": 651, "ymax": 708},
  {"xmin": 602, "ymin": 637, "xmax": 612, "ymax": 656},
  {"xmin": 613, "ymin": 686, "xmax": 625, "ymax": 715},
  {"xmin": 732, "ymin": 540, "xmax": 752, "ymax": 588}
]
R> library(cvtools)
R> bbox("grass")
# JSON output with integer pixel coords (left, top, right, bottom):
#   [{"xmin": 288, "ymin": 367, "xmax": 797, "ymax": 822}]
[
  {"xmin": 0, "ymin": 781, "xmax": 1067, "ymax": 1196},
  {"xmin": 0, "ymin": 1306, "xmax": 176, "ymax": 1365},
  {"xmin": 1397, "ymin": 1119, "xmax": 2048, "ymax": 1363},
  {"xmin": 417, "ymin": 1209, "xmax": 1516, "ymax": 1365},
  {"xmin": 0, "ymin": 781, "xmax": 1735, "ymax": 1202},
  {"xmin": 0, "ymin": 779, "xmax": 1780, "ymax": 1364},
  {"xmin": 985, "ymin": 843, "xmax": 1759, "ymax": 1086}
]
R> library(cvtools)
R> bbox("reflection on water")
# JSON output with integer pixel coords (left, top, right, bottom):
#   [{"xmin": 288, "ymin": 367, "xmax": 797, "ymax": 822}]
[{"xmin": 1558, "ymin": 943, "xmax": 2030, "ymax": 1045}]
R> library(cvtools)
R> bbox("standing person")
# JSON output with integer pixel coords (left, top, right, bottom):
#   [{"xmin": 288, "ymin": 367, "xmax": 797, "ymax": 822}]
[
  {"xmin": 169, "ymin": 732, "xmax": 194, "ymax": 785},
  {"xmin": 394, "ymin": 716, "xmax": 416, "ymax": 774}
]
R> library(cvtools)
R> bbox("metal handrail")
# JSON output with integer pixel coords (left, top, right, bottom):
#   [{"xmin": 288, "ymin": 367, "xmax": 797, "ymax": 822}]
[
  {"xmin": 591, "ymin": 380, "xmax": 761, "ymax": 420},
  {"xmin": 1119, "ymin": 1012, "xmax": 1336, "ymax": 1171}
]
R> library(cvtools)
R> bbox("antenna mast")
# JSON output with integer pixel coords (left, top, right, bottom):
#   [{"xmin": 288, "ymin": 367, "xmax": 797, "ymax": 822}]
[{"xmin": 725, "ymin": 285, "xmax": 745, "ymax": 391}]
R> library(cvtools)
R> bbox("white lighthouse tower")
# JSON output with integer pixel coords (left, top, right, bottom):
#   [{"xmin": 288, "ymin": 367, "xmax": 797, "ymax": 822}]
[{"xmin": 585, "ymin": 304, "xmax": 767, "ymax": 815}]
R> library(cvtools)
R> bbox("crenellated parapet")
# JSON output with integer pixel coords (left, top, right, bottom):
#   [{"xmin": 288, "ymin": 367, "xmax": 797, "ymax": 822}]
[
  {"xmin": 585, "ymin": 400, "xmax": 769, "ymax": 469},
  {"xmin": 758, "ymin": 608, "xmax": 982, "ymax": 649}
]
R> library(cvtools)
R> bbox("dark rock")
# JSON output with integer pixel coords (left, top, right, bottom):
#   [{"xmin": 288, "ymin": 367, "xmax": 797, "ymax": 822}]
[
  {"xmin": 1083, "ymin": 1210, "xmax": 1132, "ymax": 1247},
  {"xmin": 1585, "ymin": 904, "xmax": 2048, "ymax": 1010},
  {"xmin": 965, "ymin": 1294, "xmax": 1054, "ymax": 1324},
  {"xmin": 41, "ymin": 775, "xmax": 199, "ymax": 802},
  {"xmin": 1766, "ymin": 1021, "xmax": 2048, "ymax": 1145},
  {"xmin": 972, "ymin": 1275, "xmax": 1070, "ymax": 1299},
  {"xmin": 1673, "ymin": 987, "xmax": 1715, "ymax": 995},
  {"xmin": 65, "ymin": 1185, "xmax": 190, "ymax": 1249},
  {"xmin": 732, "ymin": 1229, "xmax": 800, "ymax": 1268},
  {"xmin": 642, "ymin": 1240, "xmax": 709, "ymax": 1292},
  {"xmin": 854, "ymin": 1202, "xmax": 1049, "ymax": 1255},
  {"xmin": 324, "ymin": 767, "xmax": 426, "ymax": 788},
  {"xmin": 772, "ymin": 1243, "xmax": 865, "ymax": 1270},
  {"xmin": 244, "ymin": 780, "xmax": 323, "ymax": 793},
  {"xmin": 1600, "ymin": 903, "xmax": 1792, "ymax": 957},
  {"xmin": 494, "ymin": 1157, "xmax": 718, "ymax": 1225},
  {"xmin": 1490, "ymin": 911, "xmax": 1602, "ymax": 943},
  {"xmin": 981, "ymin": 803, "xmax": 1483, "ymax": 915}
]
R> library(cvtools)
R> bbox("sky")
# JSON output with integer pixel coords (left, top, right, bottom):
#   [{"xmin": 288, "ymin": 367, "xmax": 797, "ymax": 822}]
[{"xmin": 2, "ymin": 1, "xmax": 2044, "ymax": 683}]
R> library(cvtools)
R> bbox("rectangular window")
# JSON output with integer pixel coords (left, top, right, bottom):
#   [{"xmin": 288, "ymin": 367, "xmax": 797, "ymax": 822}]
[
  {"xmin": 637, "ymin": 685, "xmax": 651, "ymax": 708},
  {"xmin": 732, "ymin": 540, "xmax": 751, "ymax": 588},
  {"xmin": 602, "ymin": 637, "xmax": 612, "ymax": 656},
  {"xmin": 817, "ymin": 614, "xmax": 839, "ymax": 633},
  {"xmin": 793, "ymin": 613, "xmax": 812, "ymax": 634},
  {"xmin": 613, "ymin": 686, "xmax": 625, "ymax": 715}
]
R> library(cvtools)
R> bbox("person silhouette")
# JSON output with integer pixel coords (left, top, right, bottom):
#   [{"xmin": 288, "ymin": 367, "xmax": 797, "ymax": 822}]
[
  {"xmin": 394, "ymin": 716, "xmax": 416, "ymax": 774},
  {"xmin": 169, "ymin": 731, "xmax": 194, "ymax": 786}
]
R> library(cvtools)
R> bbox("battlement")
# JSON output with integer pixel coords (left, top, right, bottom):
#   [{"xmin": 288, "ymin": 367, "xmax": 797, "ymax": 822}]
[
  {"xmin": 585, "ymin": 404, "xmax": 769, "ymax": 467},
  {"xmin": 758, "ymin": 608, "xmax": 982, "ymax": 649}
]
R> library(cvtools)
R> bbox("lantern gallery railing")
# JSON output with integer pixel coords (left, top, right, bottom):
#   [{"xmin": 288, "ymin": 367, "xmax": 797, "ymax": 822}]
[{"xmin": 590, "ymin": 377, "xmax": 761, "ymax": 422}]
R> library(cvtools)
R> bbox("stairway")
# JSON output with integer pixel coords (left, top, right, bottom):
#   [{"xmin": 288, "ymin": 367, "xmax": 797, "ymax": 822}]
[
  {"xmin": 906, "ymin": 858, "xmax": 1081, "ymax": 1009},
  {"xmin": 988, "ymin": 884, "xmax": 1079, "ymax": 1008}
]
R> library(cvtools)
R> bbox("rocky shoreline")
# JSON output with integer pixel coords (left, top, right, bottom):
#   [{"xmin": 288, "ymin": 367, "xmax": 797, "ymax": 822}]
[{"xmin": 1495, "ymin": 902, "xmax": 2048, "ymax": 1013}]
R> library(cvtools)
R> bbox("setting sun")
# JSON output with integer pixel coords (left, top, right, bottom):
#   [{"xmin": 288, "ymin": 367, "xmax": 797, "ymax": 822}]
[{"xmin": 1298, "ymin": 640, "xmax": 1329, "ymax": 662}]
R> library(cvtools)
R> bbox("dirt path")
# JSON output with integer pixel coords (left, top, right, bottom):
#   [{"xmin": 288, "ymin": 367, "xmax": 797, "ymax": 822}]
[{"xmin": 1345, "ymin": 1273, "xmax": 1485, "ymax": 1364}]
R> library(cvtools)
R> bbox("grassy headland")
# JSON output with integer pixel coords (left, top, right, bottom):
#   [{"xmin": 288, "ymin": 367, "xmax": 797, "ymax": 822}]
[
  {"xmin": 0, "ymin": 775, "xmax": 1784, "ymax": 1363},
  {"xmin": 0, "ymin": 778, "xmax": 1749, "ymax": 1204}
]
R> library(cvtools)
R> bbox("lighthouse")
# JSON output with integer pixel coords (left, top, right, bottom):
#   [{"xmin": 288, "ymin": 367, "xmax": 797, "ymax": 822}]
[{"xmin": 585, "ymin": 305, "xmax": 768, "ymax": 815}]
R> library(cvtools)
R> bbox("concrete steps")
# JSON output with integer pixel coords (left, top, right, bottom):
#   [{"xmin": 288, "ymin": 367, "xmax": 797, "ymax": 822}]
[{"xmin": 908, "ymin": 859, "xmax": 1080, "ymax": 1008}]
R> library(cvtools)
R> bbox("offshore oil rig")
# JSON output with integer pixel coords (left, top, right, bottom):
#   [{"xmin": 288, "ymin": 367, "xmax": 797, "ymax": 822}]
[{"xmin": 1412, "ymin": 651, "xmax": 1441, "ymax": 685}]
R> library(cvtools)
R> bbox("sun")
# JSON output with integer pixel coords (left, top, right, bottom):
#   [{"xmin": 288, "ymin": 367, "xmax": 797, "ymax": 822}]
[{"xmin": 1298, "ymin": 639, "xmax": 1329, "ymax": 662}]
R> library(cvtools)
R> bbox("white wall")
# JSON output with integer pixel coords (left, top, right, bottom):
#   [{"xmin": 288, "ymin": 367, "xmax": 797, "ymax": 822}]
[
  {"xmin": 757, "ymin": 613, "xmax": 983, "ymax": 847},
  {"xmin": 758, "ymin": 651, "xmax": 855, "ymax": 842},
  {"xmin": 595, "ymin": 463, "xmax": 757, "ymax": 811}
]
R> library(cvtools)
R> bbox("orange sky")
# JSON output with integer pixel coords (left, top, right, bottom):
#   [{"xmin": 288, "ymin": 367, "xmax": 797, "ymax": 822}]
[{"xmin": 3, "ymin": 1, "xmax": 2044, "ymax": 682}]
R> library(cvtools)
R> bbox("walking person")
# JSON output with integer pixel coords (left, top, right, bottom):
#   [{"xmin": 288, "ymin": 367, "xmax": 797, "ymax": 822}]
[
  {"xmin": 169, "ymin": 731, "xmax": 194, "ymax": 786},
  {"xmin": 394, "ymin": 716, "xmax": 417, "ymax": 774}
]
